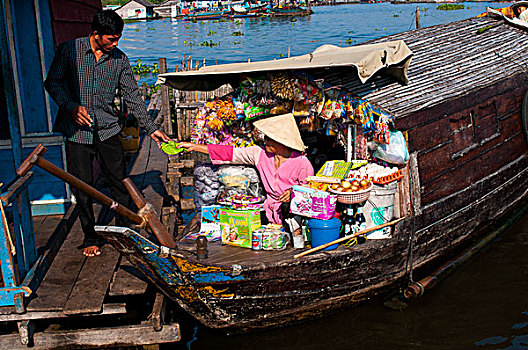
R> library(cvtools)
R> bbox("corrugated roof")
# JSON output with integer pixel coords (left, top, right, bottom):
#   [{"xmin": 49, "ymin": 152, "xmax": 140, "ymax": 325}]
[{"xmin": 319, "ymin": 16, "xmax": 528, "ymax": 118}]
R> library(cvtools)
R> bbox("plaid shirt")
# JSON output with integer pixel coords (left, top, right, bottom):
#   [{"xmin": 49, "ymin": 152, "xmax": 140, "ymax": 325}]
[{"xmin": 45, "ymin": 36, "xmax": 158, "ymax": 144}]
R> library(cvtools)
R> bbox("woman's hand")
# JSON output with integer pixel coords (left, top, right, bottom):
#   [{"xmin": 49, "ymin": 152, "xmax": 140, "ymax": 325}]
[
  {"xmin": 279, "ymin": 189, "xmax": 292, "ymax": 203},
  {"xmin": 178, "ymin": 141, "xmax": 194, "ymax": 151},
  {"xmin": 179, "ymin": 142, "xmax": 209, "ymax": 154}
]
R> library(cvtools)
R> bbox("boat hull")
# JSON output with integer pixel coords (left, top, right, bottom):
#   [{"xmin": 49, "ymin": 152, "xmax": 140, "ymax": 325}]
[
  {"xmin": 97, "ymin": 16, "xmax": 528, "ymax": 332},
  {"xmin": 96, "ymin": 150, "xmax": 528, "ymax": 331}
]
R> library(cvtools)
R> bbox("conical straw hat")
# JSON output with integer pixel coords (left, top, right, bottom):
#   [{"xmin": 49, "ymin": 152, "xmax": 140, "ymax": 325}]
[{"xmin": 253, "ymin": 113, "xmax": 306, "ymax": 152}]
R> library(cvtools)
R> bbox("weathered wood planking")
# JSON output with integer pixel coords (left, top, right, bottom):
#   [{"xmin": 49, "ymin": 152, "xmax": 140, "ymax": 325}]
[
  {"xmin": 108, "ymin": 258, "xmax": 148, "ymax": 296},
  {"xmin": 309, "ymin": 18, "xmax": 528, "ymax": 120},
  {"xmin": 62, "ymin": 245, "xmax": 120, "ymax": 315},
  {"xmin": 0, "ymin": 323, "xmax": 180, "ymax": 349},
  {"xmin": 26, "ymin": 218, "xmax": 88, "ymax": 312}
]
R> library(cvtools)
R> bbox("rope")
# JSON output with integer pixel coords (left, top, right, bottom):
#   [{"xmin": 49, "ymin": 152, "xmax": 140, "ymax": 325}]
[{"xmin": 134, "ymin": 203, "xmax": 156, "ymax": 230}]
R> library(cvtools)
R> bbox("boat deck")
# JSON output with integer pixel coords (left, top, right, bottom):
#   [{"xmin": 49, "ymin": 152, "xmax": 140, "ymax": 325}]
[
  {"xmin": 177, "ymin": 236, "xmax": 383, "ymax": 268},
  {"xmin": 0, "ymin": 137, "xmax": 180, "ymax": 348}
]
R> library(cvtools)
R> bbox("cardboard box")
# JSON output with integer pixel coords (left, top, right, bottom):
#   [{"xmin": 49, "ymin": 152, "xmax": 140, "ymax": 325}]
[
  {"xmin": 219, "ymin": 208, "xmax": 261, "ymax": 248},
  {"xmin": 290, "ymin": 185, "xmax": 337, "ymax": 220},
  {"xmin": 201, "ymin": 205, "xmax": 221, "ymax": 226},
  {"xmin": 185, "ymin": 222, "xmax": 228, "ymax": 242}
]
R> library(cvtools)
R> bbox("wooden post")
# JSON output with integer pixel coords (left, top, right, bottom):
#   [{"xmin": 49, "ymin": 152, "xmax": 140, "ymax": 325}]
[
  {"xmin": 288, "ymin": 46, "xmax": 290, "ymax": 58},
  {"xmin": 158, "ymin": 58, "xmax": 173, "ymax": 136},
  {"xmin": 306, "ymin": 0, "xmax": 311, "ymax": 14},
  {"xmin": 122, "ymin": 178, "xmax": 176, "ymax": 248},
  {"xmin": 415, "ymin": 6, "xmax": 421, "ymax": 29}
]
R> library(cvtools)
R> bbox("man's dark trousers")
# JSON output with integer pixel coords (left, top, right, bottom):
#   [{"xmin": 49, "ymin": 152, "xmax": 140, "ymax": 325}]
[{"xmin": 66, "ymin": 134, "xmax": 131, "ymax": 248}]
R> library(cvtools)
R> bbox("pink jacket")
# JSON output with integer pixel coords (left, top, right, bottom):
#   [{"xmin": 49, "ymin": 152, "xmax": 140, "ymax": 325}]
[{"xmin": 208, "ymin": 145, "xmax": 314, "ymax": 224}]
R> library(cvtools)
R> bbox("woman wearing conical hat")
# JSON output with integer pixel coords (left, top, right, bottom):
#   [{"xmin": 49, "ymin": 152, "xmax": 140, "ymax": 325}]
[{"xmin": 179, "ymin": 113, "xmax": 314, "ymax": 227}]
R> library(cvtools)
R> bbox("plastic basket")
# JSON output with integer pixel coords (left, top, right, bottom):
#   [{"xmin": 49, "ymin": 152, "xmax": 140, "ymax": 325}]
[
  {"xmin": 328, "ymin": 184, "xmax": 372, "ymax": 204},
  {"xmin": 372, "ymin": 169, "xmax": 404, "ymax": 185}
]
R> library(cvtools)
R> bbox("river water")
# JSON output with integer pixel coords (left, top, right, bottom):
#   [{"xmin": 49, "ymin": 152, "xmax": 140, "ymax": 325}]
[
  {"xmin": 119, "ymin": 3, "xmax": 528, "ymax": 349},
  {"xmin": 120, "ymin": 2, "xmax": 510, "ymax": 77}
]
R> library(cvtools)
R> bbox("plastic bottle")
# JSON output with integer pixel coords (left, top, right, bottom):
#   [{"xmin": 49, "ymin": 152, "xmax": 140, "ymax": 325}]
[
  {"xmin": 355, "ymin": 205, "xmax": 367, "ymax": 244},
  {"xmin": 342, "ymin": 207, "xmax": 356, "ymax": 236}
]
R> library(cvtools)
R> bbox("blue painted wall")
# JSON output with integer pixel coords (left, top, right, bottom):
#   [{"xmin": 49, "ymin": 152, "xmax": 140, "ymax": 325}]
[
  {"xmin": 0, "ymin": 0, "xmax": 69, "ymax": 215},
  {"xmin": 11, "ymin": 0, "xmax": 49, "ymax": 134}
]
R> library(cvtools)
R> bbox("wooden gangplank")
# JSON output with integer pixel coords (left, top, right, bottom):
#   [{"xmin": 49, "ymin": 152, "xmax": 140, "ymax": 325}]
[{"xmin": 0, "ymin": 136, "xmax": 177, "ymax": 346}]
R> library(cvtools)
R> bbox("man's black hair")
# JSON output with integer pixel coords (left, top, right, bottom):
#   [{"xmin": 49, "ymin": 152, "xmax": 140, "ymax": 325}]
[{"xmin": 91, "ymin": 10, "xmax": 124, "ymax": 36}]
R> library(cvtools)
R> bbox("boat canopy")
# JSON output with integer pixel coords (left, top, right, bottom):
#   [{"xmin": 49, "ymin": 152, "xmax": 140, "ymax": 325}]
[
  {"xmin": 158, "ymin": 40, "xmax": 413, "ymax": 91},
  {"xmin": 486, "ymin": 4, "xmax": 528, "ymax": 31}
]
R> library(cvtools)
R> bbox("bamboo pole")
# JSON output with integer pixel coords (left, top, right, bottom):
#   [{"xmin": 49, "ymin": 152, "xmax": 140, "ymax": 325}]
[
  {"xmin": 415, "ymin": 6, "xmax": 421, "ymax": 29},
  {"xmin": 294, "ymin": 217, "xmax": 406, "ymax": 259}
]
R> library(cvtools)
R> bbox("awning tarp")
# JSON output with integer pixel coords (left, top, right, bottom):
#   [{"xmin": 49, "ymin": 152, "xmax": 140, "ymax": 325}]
[{"xmin": 158, "ymin": 40, "xmax": 413, "ymax": 91}]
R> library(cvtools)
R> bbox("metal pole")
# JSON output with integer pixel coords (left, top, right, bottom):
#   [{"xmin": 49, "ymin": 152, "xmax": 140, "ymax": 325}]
[{"xmin": 346, "ymin": 124, "xmax": 352, "ymax": 162}]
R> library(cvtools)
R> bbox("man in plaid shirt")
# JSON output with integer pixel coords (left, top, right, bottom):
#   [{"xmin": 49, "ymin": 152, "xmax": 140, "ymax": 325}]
[{"xmin": 45, "ymin": 10, "xmax": 171, "ymax": 257}]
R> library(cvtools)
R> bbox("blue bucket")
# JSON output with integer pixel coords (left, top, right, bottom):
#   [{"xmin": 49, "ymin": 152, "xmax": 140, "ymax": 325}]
[{"xmin": 308, "ymin": 217, "xmax": 341, "ymax": 251}]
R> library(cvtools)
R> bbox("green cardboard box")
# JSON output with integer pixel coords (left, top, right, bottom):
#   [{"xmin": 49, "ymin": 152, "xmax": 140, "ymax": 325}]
[{"xmin": 219, "ymin": 208, "xmax": 261, "ymax": 248}]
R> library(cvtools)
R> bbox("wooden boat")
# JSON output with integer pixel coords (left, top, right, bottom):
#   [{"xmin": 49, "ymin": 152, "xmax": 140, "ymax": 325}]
[
  {"xmin": 29, "ymin": 13, "xmax": 528, "ymax": 332},
  {"xmin": 229, "ymin": 3, "xmax": 267, "ymax": 18},
  {"xmin": 231, "ymin": 1, "xmax": 268, "ymax": 15},
  {"xmin": 270, "ymin": 5, "xmax": 309, "ymax": 16},
  {"xmin": 183, "ymin": 9, "xmax": 229, "ymax": 21}
]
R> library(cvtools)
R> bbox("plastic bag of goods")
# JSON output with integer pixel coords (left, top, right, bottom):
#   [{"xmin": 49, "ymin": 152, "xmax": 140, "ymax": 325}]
[
  {"xmin": 217, "ymin": 165, "xmax": 261, "ymax": 197},
  {"xmin": 368, "ymin": 130, "xmax": 409, "ymax": 165},
  {"xmin": 193, "ymin": 162, "xmax": 221, "ymax": 209}
]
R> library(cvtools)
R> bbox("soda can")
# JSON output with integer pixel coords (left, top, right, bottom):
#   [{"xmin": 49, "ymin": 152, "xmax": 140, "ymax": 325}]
[{"xmin": 252, "ymin": 229, "xmax": 263, "ymax": 250}]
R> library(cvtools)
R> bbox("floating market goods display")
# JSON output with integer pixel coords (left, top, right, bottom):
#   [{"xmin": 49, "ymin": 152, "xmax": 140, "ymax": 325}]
[
  {"xmin": 193, "ymin": 163, "xmax": 262, "ymax": 210},
  {"xmin": 189, "ymin": 71, "xmax": 398, "ymax": 155},
  {"xmin": 252, "ymin": 224, "xmax": 288, "ymax": 251}
]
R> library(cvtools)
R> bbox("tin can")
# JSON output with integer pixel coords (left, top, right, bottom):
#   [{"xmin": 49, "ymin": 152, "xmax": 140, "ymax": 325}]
[{"xmin": 252, "ymin": 229, "xmax": 263, "ymax": 250}]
